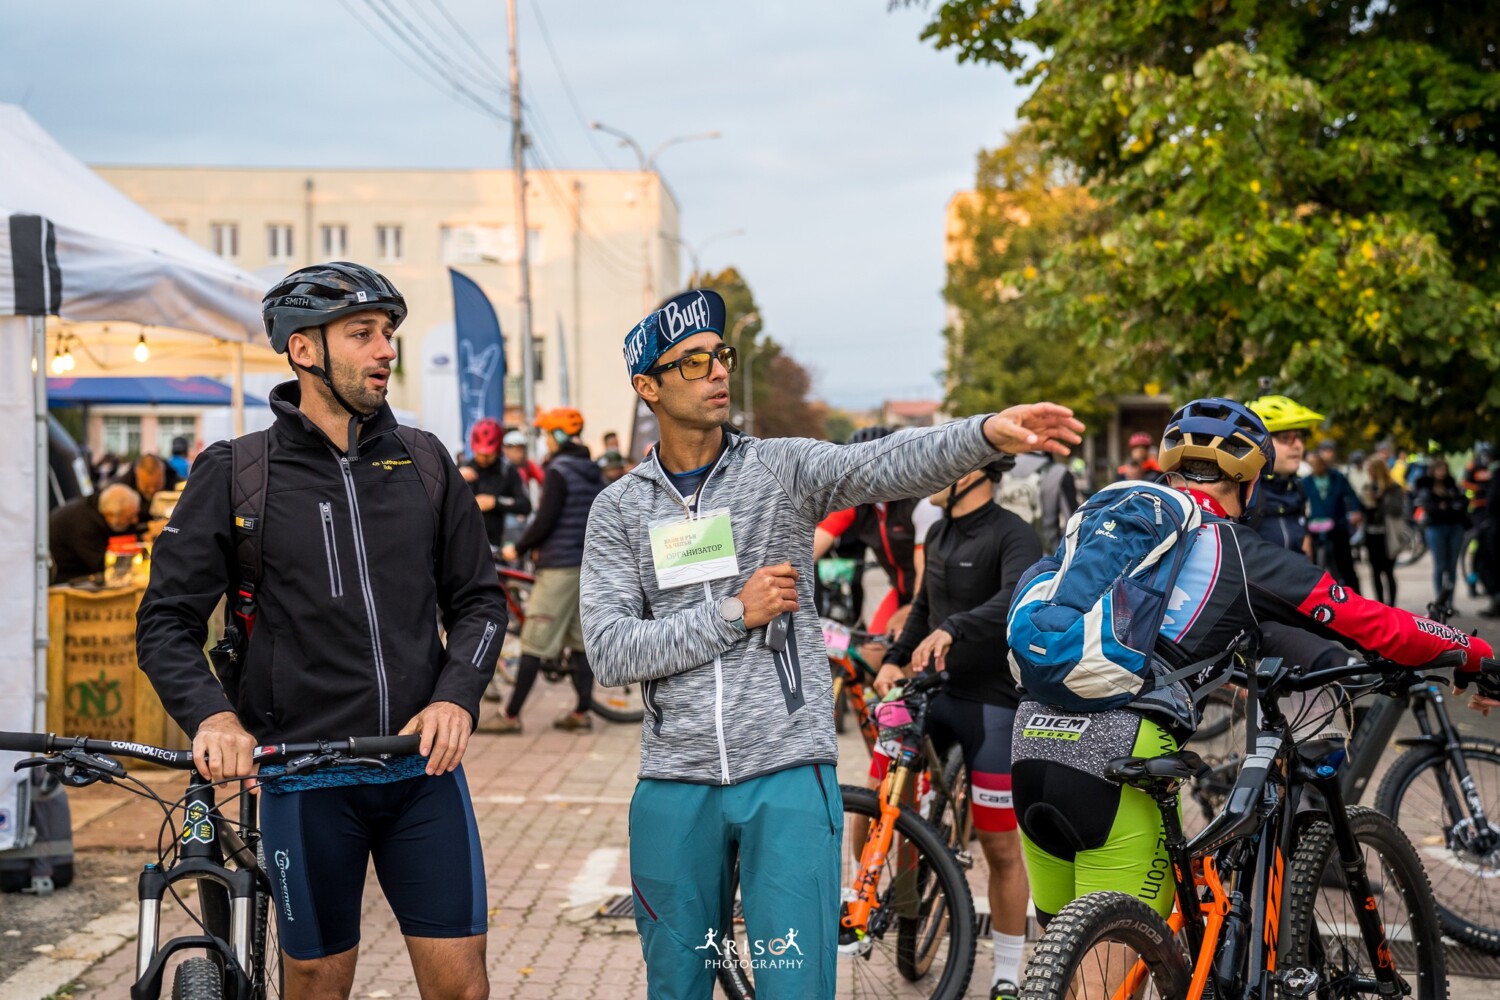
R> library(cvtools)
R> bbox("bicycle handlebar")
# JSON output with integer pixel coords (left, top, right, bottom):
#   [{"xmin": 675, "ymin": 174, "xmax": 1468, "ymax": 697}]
[
  {"xmin": 0, "ymin": 732, "xmax": 423, "ymax": 770},
  {"xmin": 1269, "ymin": 650, "xmax": 1488, "ymax": 696}
]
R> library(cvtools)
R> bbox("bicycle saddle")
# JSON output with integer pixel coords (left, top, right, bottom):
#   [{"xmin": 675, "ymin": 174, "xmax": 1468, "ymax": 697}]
[{"xmin": 1103, "ymin": 750, "xmax": 1207, "ymax": 791}]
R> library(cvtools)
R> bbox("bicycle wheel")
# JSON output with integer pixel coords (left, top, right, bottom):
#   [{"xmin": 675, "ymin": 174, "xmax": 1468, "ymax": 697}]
[
  {"xmin": 716, "ymin": 784, "xmax": 977, "ymax": 1000},
  {"xmin": 252, "ymin": 840, "xmax": 283, "ymax": 1000},
  {"xmin": 171, "ymin": 956, "xmax": 223, "ymax": 1000},
  {"xmin": 1284, "ymin": 807, "xmax": 1446, "ymax": 1000},
  {"xmin": 1375, "ymin": 738, "xmax": 1500, "ymax": 954},
  {"xmin": 1019, "ymin": 891, "xmax": 1191, "ymax": 1000}
]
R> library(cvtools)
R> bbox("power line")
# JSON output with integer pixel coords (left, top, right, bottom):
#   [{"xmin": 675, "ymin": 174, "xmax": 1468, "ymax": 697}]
[
  {"xmin": 428, "ymin": 0, "xmax": 501, "ymax": 78},
  {"xmin": 351, "ymin": 0, "xmax": 510, "ymax": 122},
  {"xmin": 526, "ymin": 0, "xmax": 611, "ymax": 167},
  {"xmin": 336, "ymin": 0, "xmax": 505, "ymax": 123},
  {"xmin": 397, "ymin": 0, "xmax": 506, "ymax": 95},
  {"xmin": 370, "ymin": 0, "xmax": 506, "ymax": 99}
]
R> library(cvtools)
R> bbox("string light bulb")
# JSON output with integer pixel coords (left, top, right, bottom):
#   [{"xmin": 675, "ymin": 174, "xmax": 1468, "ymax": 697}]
[
  {"xmin": 134, "ymin": 330, "xmax": 150, "ymax": 363},
  {"xmin": 50, "ymin": 346, "xmax": 67, "ymax": 375}
]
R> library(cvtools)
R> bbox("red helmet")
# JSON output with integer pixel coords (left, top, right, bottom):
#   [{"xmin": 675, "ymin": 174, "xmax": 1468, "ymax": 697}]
[
  {"xmin": 469, "ymin": 417, "xmax": 504, "ymax": 456},
  {"xmin": 1128, "ymin": 432, "xmax": 1155, "ymax": 448}
]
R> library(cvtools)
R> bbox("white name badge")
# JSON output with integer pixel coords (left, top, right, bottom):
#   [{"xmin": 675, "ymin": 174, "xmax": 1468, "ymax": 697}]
[{"xmin": 649, "ymin": 508, "xmax": 741, "ymax": 589}]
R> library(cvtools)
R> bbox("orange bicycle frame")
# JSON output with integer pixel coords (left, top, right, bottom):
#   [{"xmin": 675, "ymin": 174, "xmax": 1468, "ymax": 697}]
[
  {"xmin": 841, "ymin": 762, "xmax": 911, "ymax": 933},
  {"xmin": 1113, "ymin": 855, "xmax": 1232, "ymax": 1000}
]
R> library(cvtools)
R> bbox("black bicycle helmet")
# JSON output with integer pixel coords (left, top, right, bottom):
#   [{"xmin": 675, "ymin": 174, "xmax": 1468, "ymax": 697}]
[
  {"xmin": 847, "ymin": 425, "xmax": 894, "ymax": 445},
  {"xmin": 261, "ymin": 261, "xmax": 407, "ymax": 354},
  {"xmin": 261, "ymin": 262, "xmax": 407, "ymax": 419}
]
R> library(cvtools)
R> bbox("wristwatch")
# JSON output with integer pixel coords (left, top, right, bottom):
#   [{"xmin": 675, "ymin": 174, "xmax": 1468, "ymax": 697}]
[{"xmin": 718, "ymin": 596, "xmax": 747, "ymax": 632}]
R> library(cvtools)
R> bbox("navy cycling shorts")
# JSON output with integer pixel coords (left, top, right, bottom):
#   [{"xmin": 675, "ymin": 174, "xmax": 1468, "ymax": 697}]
[{"xmin": 258, "ymin": 766, "xmax": 487, "ymax": 959}]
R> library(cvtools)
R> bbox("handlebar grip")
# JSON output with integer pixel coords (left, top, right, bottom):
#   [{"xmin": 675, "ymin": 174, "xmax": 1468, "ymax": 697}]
[
  {"xmin": 1428, "ymin": 649, "xmax": 1469, "ymax": 672},
  {"xmin": 347, "ymin": 735, "xmax": 423, "ymax": 757},
  {"xmin": 0, "ymin": 732, "xmax": 53, "ymax": 754}
]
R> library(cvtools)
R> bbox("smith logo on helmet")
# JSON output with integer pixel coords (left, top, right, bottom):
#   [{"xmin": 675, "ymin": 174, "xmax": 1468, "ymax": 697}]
[
  {"xmin": 282, "ymin": 296, "xmax": 313, "ymax": 308},
  {"xmin": 660, "ymin": 293, "xmax": 711, "ymax": 342}
]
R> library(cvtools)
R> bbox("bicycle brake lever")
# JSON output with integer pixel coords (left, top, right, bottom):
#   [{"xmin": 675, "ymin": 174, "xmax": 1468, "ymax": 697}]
[
  {"xmin": 343, "ymin": 755, "xmax": 391, "ymax": 769},
  {"xmin": 57, "ymin": 749, "xmax": 126, "ymax": 781},
  {"xmin": 13, "ymin": 757, "xmax": 50, "ymax": 772},
  {"xmin": 280, "ymin": 752, "xmax": 338, "ymax": 777}
]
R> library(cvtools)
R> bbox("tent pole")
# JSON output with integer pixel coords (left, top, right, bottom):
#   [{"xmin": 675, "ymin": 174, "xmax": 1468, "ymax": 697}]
[
  {"xmin": 232, "ymin": 343, "xmax": 245, "ymax": 437},
  {"xmin": 31, "ymin": 316, "xmax": 49, "ymax": 732}
]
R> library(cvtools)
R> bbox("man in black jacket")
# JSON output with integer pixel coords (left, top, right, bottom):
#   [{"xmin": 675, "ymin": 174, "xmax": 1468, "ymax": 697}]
[
  {"xmin": 873, "ymin": 456, "xmax": 1042, "ymax": 1000},
  {"xmin": 137, "ymin": 262, "xmax": 505, "ymax": 1000},
  {"xmin": 460, "ymin": 415, "xmax": 532, "ymax": 548},
  {"xmin": 494, "ymin": 406, "xmax": 605, "ymax": 733}
]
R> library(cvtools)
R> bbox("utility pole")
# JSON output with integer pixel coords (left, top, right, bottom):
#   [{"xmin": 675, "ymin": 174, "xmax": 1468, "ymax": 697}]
[{"xmin": 506, "ymin": 0, "xmax": 536, "ymax": 448}]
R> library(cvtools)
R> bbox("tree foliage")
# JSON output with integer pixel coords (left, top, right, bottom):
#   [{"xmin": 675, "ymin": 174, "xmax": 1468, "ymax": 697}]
[
  {"xmin": 701, "ymin": 267, "xmax": 828, "ymax": 438},
  {"xmin": 944, "ymin": 129, "xmax": 1141, "ymax": 423},
  {"xmin": 911, "ymin": 0, "xmax": 1500, "ymax": 446}
]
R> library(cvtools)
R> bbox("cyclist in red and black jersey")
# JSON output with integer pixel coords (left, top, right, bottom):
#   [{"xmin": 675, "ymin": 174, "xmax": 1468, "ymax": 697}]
[{"xmin": 813, "ymin": 426, "xmax": 921, "ymax": 636}]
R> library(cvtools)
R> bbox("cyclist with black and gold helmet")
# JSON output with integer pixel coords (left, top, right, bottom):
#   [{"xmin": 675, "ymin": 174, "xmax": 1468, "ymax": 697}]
[{"xmin": 1011, "ymin": 397, "xmax": 1495, "ymax": 930}]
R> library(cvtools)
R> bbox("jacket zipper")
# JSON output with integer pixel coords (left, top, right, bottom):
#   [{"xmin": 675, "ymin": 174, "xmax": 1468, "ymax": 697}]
[
  {"xmin": 657, "ymin": 446, "xmax": 735, "ymax": 784},
  {"xmin": 334, "ymin": 452, "xmax": 392, "ymax": 736},
  {"xmin": 319, "ymin": 502, "xmax": 344, "ymax": 599},
  {"xmin": 472, "ymin": 621, "xmax": 497, "ymax": 667}
]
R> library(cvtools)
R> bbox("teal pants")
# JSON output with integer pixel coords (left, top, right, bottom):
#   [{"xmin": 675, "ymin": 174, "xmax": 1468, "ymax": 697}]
[{"xmin": 629, "ymin": 763, "xmax": 843, "ymax": 1000}]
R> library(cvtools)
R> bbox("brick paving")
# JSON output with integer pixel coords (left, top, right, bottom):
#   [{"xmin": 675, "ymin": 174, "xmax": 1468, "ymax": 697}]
[{"xmin": 5, "ymin": 559, "xmax": 1500, "ymax": 997}]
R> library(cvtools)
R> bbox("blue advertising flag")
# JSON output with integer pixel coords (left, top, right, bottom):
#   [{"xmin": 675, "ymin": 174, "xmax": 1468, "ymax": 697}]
[{"xmin": 450, "ymin": 269, "xmax": 506, "ymax": 449}]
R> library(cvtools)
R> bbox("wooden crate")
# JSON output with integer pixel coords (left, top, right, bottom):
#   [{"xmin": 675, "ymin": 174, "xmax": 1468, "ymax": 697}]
[{"xmin": 46, "ymin": 583, "xmax": 189, "ymax": 752}]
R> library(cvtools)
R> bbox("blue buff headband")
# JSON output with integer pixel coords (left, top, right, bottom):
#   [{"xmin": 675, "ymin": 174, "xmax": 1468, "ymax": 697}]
[{"xmin": 623, "ymin": 288, "xmax": 727, "ymax": 379}]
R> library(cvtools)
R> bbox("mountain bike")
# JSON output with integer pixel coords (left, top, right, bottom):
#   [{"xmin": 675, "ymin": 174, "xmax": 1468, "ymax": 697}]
[
  {"xmin": 487, "ymin": 564, "xmax": 644, "ymax": 723},
  {"xmin": 716, "ymin": 670, "xmax": 977, "ymax": 1000},
  {"xmin": 0, "ymin": 729, "xmax": 420, "ymax": 1000},
  {"xmin": 1020, "ymin": 648, "xmax": 1500, "ymax": 1000},
  {"xmin": 1187, "ymin": 599, "xmax": 1500, "ymax": 953}
]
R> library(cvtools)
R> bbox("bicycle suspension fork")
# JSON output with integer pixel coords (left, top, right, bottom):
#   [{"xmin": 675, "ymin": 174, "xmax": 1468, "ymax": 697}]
[{"xmin": 1413, "ymin": 684, "xmax": 1499, "ymax": 852}]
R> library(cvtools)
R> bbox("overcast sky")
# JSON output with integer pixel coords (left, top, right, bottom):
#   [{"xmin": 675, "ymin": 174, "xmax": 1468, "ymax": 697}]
[{"xmin": 1, "ymin": 1, "xmax": 1023, "ymax": 409}]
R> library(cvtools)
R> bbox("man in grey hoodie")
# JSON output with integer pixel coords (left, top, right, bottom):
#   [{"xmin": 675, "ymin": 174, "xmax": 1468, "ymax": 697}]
[{"xmin": 581, "ymin": 288, "xmax": 1083, "ymax": 999}]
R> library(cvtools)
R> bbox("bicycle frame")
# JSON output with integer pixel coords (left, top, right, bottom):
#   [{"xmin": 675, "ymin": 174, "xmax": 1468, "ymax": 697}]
[{"xmin": 830, "ymin": 647, "xmax": 881, "ymax": 754}]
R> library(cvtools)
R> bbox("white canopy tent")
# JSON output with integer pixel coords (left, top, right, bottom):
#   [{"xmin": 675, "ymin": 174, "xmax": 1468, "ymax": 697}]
[{"xmin": 0, "ymin": 104, "xmax": 281, "ymax": 850}]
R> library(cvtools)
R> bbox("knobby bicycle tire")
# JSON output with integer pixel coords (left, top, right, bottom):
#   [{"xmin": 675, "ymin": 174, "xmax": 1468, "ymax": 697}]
[
  {"xmin": 1284, "ymin": 807, "xmax": 1446, "ymax": 1000},
  {"xmin": 716, "ymin": 784, "xmax": 977, "ymax": 1000},
  {"xmin": 899, "ymin": 744, "xmax": 969, "ymax": 982},
  {"xmin": 1018, "ymin": 891, "xmax": 1191, "ymax": 1000},
  {"xmin": 171, "ymin": 956, "xmax": 223, "ymax": 1000},
  {"xmin": 1375, "ymin": 738, "xmax": 1500, "ymax": 954},
  {"xmin": 253, "ymin": 840, "xmax": 283, "ymax": 1000}
]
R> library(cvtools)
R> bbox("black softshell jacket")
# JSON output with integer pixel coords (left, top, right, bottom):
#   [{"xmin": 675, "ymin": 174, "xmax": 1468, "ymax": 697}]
[{"xmin": 137, "ymin": 382, "xmax": 508, "ymax": 742}]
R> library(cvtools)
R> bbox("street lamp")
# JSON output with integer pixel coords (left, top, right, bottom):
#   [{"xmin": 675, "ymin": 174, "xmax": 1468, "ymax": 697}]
[
  {"xmin": 728, "ymin": 311, "xmax": 759, "ymax": 435},
  {"xmin": 589, "ymin": 121, "xmax": 722, "ymax": 309},
  {"xmin": 660, "ymin": 228, "xmax": 745, "ymax": 286}
]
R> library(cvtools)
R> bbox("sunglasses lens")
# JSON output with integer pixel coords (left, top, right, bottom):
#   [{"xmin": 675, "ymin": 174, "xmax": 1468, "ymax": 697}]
[{"xmin": 679, "ymin": 353, "xmax": 712, "ymax": 379}]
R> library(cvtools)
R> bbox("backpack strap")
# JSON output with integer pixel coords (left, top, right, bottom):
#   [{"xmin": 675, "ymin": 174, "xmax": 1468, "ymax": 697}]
[
  {"xmin": 395, "ymin": 425, "xmax": 448, "ymax": 516},
  {"xmin": 229, "ymin": 430, "xmax": 271, "ymax": 637}
]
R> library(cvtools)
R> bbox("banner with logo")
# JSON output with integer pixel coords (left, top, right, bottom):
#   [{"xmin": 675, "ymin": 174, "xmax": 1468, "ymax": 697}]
[{"xmin": 449, "ymin": 269, "xmax": 505, "ymax": 449}]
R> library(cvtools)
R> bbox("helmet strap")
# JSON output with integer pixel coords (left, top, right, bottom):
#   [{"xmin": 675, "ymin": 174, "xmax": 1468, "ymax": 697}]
[
  {"xmin": 291, "ymin": 325, "xmax": 378, "ymax": 423},
  {"xmin": 945, "ymin": 473, "xmax": 989, "ymax": 516}
]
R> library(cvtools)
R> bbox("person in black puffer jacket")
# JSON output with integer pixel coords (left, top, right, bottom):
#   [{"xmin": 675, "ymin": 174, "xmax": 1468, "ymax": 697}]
[{"xmin": 494, "ymin": 407, "xmax": 605, "ymax": 733}]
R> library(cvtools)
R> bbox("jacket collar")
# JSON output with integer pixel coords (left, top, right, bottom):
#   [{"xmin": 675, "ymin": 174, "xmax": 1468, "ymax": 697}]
[
  {"xmin": 268, "ymin": 380, "xmax": 398, "ymax": 454},
  {"xmin": 1184, "ymin": 488, "xmax": 1229, "ymax": 518},
  {"xmin": 627, "ymin": 425, "xmax": 743, "ymax": 490}
]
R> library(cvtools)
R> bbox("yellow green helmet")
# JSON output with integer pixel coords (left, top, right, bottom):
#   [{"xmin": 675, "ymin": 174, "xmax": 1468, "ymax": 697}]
[{"xmin": 1247, "ymin": 395, "xmax": 1324, "ymax": 433}]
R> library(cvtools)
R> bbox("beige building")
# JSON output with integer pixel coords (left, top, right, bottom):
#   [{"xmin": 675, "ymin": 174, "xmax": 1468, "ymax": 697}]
[{"xmin": 94, "ymin": 165, "xmax": 682, "ymax": 455}]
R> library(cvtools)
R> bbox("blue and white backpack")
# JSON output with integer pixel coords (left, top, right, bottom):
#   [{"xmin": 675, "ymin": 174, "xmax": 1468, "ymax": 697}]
[{"xmin": 1007, "ymin": 481, "xmax": 1203, "ymax": 712}]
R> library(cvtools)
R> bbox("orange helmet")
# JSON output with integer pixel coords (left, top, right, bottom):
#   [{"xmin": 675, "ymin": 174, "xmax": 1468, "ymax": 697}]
[{"xmin": 534, "ymin": 407, "xmax": 584, "ymax": 438}]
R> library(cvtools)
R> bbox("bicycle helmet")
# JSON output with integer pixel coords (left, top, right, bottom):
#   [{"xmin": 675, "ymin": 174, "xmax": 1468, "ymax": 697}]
[
  {"xmin": 261, "ymin": 261, "xmax": 407, "ymax": 419},
  {"xmin": 261, "ymin": 261, "xmax": 407, "ymax": 354},
  {"xmin": 534, "ymin": 407, "xmax": 585, "ymax": 438},
  {"xmin": 502, "ymin": 430, "xmax": 527, "ymax": 448},
  {"xmin": 848, "ymin": 425, "xmax": 893, "ymax": 445},
  {"xmin": 1247, "ymin": 395, "xmax": 1324, "ymax": 433},
  {"xmin": 1160, "ymin": 398, "xmax": 1273, "ymax": 516},
  {"xmin": 469, "ymin": 417, "xmax": 504, "ymax": 457},
  {"xmin": 1128, "ymin": 432, "xmax": 1154, "ymax": 449}
]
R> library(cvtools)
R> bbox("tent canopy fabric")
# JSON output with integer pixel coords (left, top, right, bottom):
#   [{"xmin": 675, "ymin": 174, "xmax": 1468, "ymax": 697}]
[
  {"xmin": 47, "ymin": 376, "xmax": 271, "ymax": 407},
  {"xmin": 0, "ymin": 104, "xmax": 282, "ymax": 375}
]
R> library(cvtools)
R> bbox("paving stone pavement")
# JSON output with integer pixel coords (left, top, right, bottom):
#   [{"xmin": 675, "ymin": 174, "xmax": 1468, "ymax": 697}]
[{"xmin": 6, "ymin": 557, "xmax": 1499, "ymax": 998}]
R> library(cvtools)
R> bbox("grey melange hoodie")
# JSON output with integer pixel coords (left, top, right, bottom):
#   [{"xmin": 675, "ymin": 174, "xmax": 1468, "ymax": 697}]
[{"xmin": 580, "ymin": 416, "xmax": 1001, "ymax": 785}]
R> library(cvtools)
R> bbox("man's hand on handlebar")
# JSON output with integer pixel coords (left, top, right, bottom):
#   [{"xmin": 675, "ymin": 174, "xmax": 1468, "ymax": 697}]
[
  {"xmin": 873, "ymin": 662, "xmax": 911, "ymax": 699},
  {"xmin": 192, "ymin": 711, "xmax": 258, "ymax": 784},
  {"xmin": 1454, "ymin": 656, "xmax": 1500, "ymax": 716},
  {"xmin": 399, "ymin": 701, "xmax": 474, "ymax": 775}
]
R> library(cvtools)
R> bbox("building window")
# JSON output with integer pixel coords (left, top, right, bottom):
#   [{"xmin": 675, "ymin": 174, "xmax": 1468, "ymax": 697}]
[
  {"xmin": 157, "ymin": 415, "xmax": 197, "ymax": 456},
  {"xmin": 210, "ymin": 223, "xmax": 239, "ymax": 259},
  {"xmin": 321, "ymin": 224, "xmax": 348, "ymax": 258},
  {"xmin": 102, "ymin": 415, "xmax": 142, "ymax": 458},
  {"xmin": 376, "ymin": 224, "xmax": 403, "ymax": 262},
  {"xmin": 267, "ymin": 224, "xmax": 295, "ymax": 262}
]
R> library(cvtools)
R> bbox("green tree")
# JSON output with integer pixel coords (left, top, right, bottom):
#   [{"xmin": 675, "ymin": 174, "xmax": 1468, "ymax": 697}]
[
  {"xmin": 909, "ymin": 0, "xmax": 1500, "ymax": 446},
  {"xmin": 701, "ymin": 266, "xmax": 829, "ymax": 438},
  {"xmin": 944, "ymin": 129, "xmax": 1142, "ymax": 423}
]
